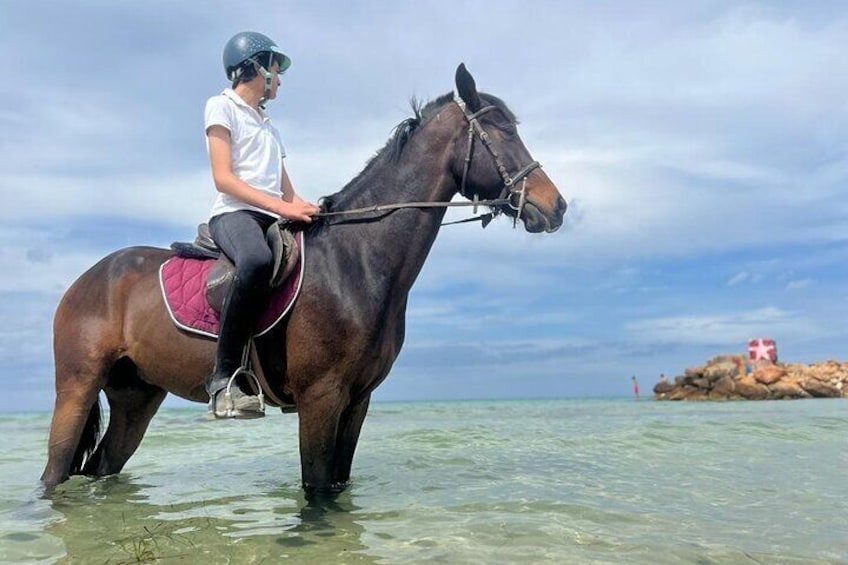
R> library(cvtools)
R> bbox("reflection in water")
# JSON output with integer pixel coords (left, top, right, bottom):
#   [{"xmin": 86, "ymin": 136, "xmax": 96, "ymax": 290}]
[{"xmin": 44, "ymin": 475, "xmax": 376, "ymax": 563}]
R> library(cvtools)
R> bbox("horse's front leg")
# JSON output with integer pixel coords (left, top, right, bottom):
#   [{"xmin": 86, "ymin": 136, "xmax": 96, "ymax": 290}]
[
  {"xmin": 333, "ymin": 394, "xmax": 370, "ymax": 485},
  {"xmin": 297, "ymin": 381, "xmax": 347, "ymax": 493}
]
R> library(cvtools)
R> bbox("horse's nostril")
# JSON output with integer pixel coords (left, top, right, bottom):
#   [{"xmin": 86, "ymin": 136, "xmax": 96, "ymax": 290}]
[{"xmin": 557, "ymin": 196, "xmax": 567, "ymax": 216}]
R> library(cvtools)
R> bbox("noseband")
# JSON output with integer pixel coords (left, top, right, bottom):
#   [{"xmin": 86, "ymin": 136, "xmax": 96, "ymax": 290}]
[{"xmin": 455, "ymin": 97, "xmax": 541, "ymax": 225}]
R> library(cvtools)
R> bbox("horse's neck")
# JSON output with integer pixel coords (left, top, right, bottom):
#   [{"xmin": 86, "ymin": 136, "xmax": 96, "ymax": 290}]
[
  {"xmin": 367, "ymin": 170, "xmax": 455, "ymax": 292},
  {"xmin": 319, "ymin": 121, "xmax": 458, "ymax": 296}
]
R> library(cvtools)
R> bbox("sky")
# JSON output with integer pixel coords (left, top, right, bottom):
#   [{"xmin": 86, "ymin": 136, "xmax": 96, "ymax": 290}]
[{"xmin": 2, "ymin": 1, "xmax": 847, "ymax": 411}]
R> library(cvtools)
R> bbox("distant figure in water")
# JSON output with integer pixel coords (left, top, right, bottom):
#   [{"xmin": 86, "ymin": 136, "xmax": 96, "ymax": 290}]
[{"xmin": 632, "ymin": 375, "xmax": 640, "ymax": 399}]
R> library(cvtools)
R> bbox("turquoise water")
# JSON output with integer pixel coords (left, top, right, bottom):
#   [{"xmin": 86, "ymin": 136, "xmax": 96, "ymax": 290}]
[{"xmin": 0, "ymin": 398, "xmax": 846, "ymax": 563}]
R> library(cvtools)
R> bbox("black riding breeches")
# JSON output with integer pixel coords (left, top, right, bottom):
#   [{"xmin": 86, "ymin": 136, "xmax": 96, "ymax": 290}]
[{"xmin": 208, "ymin": 209, "xmax": 277, "ymax": 292}]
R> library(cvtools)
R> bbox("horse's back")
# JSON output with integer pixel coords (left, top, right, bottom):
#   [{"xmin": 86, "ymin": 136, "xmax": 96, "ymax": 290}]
[
  {"xmin": 56, "ymin": 246, "xmax": 173, "ymax": 324},
  {"xmin": 97, "ymin": 246, "xmax": 173, "ymax": 279},
  {"xmin": 68, "ymin": 245, "xmax": 171, "ymax": 280}
]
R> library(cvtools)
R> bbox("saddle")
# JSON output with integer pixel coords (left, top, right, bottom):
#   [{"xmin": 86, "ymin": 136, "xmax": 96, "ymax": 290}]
[{"xmin": 170, "ymin": 221, "xmax": 299, "ymax": 313}]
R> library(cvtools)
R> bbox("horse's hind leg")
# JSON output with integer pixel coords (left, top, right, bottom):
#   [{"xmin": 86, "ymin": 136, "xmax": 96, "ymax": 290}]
[
  {"xmin": 83, "ymin": 358, "xmax": 167, "ymax": 478},
  {"xmin": 41, "ymin": 342, "xmax": 111, "ymax": 487}
]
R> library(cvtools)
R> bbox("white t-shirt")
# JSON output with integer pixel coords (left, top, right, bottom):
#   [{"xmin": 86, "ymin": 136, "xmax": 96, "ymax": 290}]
[{"xmin": 205, "ymin": 88, "xmax": 286, "ymax": 219}]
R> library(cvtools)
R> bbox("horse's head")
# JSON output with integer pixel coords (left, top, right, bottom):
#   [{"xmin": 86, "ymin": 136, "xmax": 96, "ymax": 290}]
[{"xmin": 451, "ymin": 64, "xmax": 566, "ymax": 233}]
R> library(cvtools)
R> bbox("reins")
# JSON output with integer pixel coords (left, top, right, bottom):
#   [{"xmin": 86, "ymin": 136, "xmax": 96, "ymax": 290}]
[
  {"xmin": 314, "ymin": 193, "xmax": 510, "ymax": 225},
  {"xmin": 313, "ymin": 98, "xmax": 540, "ymax": 228}
]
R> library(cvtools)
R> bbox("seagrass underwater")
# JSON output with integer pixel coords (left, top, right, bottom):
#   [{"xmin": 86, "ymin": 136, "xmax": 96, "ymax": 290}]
[{"xmin": 1, "ymin": 398, "xmax": 846, "ymax": 563}]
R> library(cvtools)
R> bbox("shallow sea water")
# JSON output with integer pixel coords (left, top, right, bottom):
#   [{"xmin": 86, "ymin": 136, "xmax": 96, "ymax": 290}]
[{"xmin": 0, "ymin": 398, "xmax": 846, "ymax": 563}]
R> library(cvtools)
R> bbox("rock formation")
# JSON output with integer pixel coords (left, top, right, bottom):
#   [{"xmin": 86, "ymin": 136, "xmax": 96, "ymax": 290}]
[{"xmin": 653, "ymin": 356, "xmax": 848, "ymax": 400}]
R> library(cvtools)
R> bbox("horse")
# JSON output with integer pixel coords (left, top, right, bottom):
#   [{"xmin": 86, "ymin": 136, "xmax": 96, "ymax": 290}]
[{"xmin": 41, "ymin": 64, "xmax": 567, "ymax": 493}]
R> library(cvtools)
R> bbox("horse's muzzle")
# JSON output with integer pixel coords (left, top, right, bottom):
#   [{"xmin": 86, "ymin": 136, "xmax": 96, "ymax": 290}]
[{"xmin": 522, "ymin": 194, "xmax": 567, "ymax": 233}]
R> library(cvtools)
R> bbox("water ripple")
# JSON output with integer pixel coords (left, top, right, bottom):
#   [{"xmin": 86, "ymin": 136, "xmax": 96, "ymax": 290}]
[{"xmin": 0, "ymin": 399, "xmax": 845, "ymax": 563}]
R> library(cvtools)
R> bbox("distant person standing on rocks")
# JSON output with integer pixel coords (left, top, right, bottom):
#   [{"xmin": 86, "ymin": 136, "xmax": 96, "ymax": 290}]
[
  {"xmin": 632, "ymin": 376, "xmax": 640, "ymax": 399},
  {"xmin": 658, "ymin": 373, "xmax": 668, "ymax": 384}
]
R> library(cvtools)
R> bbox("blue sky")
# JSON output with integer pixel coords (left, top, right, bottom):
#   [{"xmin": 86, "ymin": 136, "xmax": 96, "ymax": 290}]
[{"xmin": 2, "ymin": 1, "xmax": 847, "ymax": 411}]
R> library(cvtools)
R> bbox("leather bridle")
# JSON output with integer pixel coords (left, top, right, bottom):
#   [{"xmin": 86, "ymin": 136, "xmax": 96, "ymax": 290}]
[
  {"xmin": 455, "ymin": 97, "xmax": 541, "ymax": 225},
  {"xmin": 315, "ymin": 96, "xmax": 543, "ymax": 228}
]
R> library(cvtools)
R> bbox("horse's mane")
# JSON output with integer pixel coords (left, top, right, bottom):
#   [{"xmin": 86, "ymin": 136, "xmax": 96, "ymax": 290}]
[{"xmin": 316, "ymin": 91, "xmax": 516, "ymax": 218}]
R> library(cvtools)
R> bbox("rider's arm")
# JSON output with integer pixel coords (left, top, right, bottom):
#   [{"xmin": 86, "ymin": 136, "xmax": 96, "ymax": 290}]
[
  {"xmin": 207, "ymin": 125, "xmax": 314, "ymax": 222},
  {"xmin": 280, "ymin": 164, "xmax": 314, "ymax": 207},
  {"xmin": 280, "ymin": 164, "xmax": 295, "ymax": 203}
]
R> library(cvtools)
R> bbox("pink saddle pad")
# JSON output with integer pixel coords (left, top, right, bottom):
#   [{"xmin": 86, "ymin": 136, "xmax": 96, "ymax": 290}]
[{"xmin": 159, "ymin": 231, "xmax": 304, "ymax": 338}]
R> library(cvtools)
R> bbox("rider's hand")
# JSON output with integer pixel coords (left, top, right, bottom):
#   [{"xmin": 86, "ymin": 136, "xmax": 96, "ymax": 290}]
[{"xmin": 279, "ymin": 200, "xmax": 319, "ymax": 223}]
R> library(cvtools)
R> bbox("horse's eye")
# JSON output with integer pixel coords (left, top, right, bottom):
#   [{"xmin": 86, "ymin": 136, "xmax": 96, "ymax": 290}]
[{"xmin": 498, "ymin": 123, "xmax": 517, "ymax": 138}]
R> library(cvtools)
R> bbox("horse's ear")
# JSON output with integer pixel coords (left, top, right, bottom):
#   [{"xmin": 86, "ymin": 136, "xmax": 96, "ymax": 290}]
[{"xmin": 455, "ymin": 63, "xmax": 482, "ymax": 112}]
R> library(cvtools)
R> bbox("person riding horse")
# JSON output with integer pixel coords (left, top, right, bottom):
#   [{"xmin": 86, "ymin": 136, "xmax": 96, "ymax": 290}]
[
  {"xmin": 204, "ymin": 31, "xmax": 319, "ymax": 418},
  {"xmin": 40, "ymin": 60, "xmax": 567, "ymax": 492}
]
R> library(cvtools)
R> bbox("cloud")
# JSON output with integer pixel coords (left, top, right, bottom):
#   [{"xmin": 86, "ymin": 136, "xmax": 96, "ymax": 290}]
[
  {"xmin": 25, "ymin": 247, "xmax": 53, "ymax": 264},
  {"xmin": 624, "ymin": 306, "xmax": 820, "ymax": 346},
  {"xmin": 5, "ymin": 3, "xmax": 847, "ymax": 268},
  {"xmin": 786, "ymin": 278, "xmax": 813, "ymax": 291},
  {"xmin": 0, "ymin": 291, "xmax": 60, "ymax": 397},
  {"xmin": 727, "ymin": 271, "xmax": 751, "ymax": 287},
  {"xmin": 0, "ymin": 231, "xmax": 109, "ymax": 294},
  {"xmin": 0, "ymin": 170, "xmax": 214, "ymax": 227},
  {"xmin": 3, "ymin": 1, "xmax": 848, "ymax": 409}
]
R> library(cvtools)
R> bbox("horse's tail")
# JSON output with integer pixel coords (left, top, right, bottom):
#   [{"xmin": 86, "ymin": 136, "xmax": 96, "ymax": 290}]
[{"xmin": 69, "ymin": 398, "xmax": 102, "ymax": 475}]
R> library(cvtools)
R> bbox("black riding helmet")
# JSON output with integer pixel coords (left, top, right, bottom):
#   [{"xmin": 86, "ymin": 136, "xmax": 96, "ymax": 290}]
[
  {"xmin": 223, "ymin": 31, "xmax": 291, "ymax": 80},
  {"xmin": 223, "ymin": 31, "xmax": 291, "ymax": 108}
]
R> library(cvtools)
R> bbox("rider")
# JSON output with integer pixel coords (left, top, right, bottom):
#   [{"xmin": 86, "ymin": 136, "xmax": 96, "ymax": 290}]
[{"xmin": 204, "ymin": 31, "xmax": 319, "ymax": 418}]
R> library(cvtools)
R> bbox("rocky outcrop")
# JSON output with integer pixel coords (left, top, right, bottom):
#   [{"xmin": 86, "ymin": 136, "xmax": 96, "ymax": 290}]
[{"xmin": 654, "ymin": 356, "xmax": 848, "ymax": 401}]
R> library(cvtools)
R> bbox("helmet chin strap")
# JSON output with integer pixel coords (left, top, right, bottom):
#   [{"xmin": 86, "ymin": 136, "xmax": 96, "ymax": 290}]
[{"xmin": 248, "ymin": 56, "xmax": 274, "ymax": 109}]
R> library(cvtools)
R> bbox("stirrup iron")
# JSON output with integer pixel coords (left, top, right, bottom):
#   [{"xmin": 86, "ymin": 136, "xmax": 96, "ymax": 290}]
[
  {"xmin": 209, "ymin": 341, "xmax": 266, "ymax": 418},
  {"xmin": 217, "ymin": 366, "xmax": 266, "ymax": 418}
]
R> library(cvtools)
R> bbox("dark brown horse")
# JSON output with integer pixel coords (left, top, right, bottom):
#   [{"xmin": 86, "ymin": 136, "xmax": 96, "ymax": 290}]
[{"xmin": 41, "ymin": 64, "xmax": 567, "ymax": 493}]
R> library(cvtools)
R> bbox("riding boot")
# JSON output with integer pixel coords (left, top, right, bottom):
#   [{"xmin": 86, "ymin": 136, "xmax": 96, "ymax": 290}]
[{"xmin": 204, "ymin": 277, "xmax": 268, "ymax": 419}]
